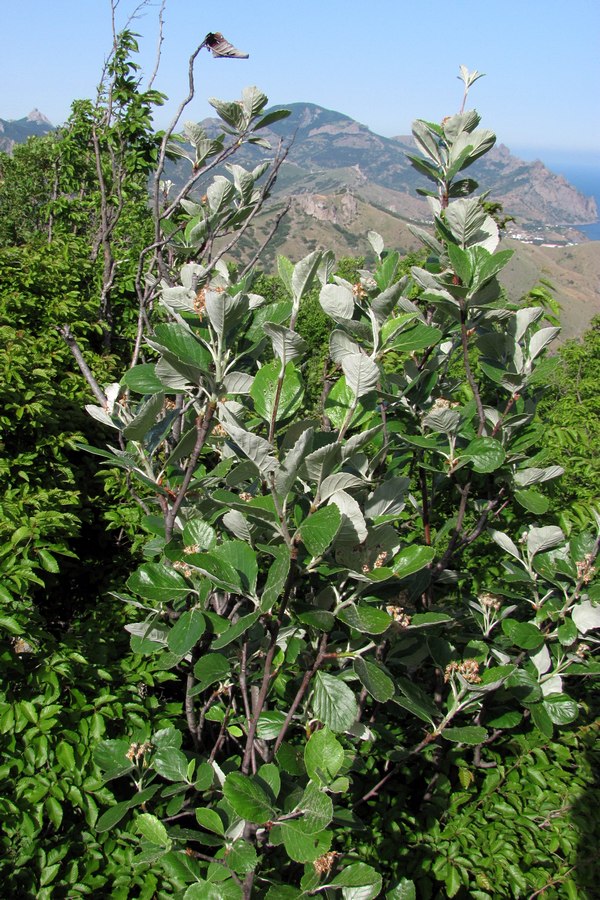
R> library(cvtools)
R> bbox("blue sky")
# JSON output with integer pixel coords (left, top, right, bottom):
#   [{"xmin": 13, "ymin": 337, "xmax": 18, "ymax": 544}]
[{"xmin": 2, "ymin": 0, "xmax": 599, "ymax": 161}]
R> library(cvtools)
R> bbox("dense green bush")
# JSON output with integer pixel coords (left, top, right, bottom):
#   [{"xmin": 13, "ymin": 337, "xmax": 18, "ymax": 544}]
[{"xmin": 81, "ymin": 68, "xmax": 599, "ymax": 898}]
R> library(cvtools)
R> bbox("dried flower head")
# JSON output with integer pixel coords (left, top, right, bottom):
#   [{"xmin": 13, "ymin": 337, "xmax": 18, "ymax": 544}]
[
  {"xmin": 374, "ymin": 551, "xmax": 388, "ymax": 569},
  {"xmin": 313, "ymin": 851, "xmax": 339, "ymax": 875},
  {"xmin": 239, "ymin": 491, "xmax": 253, "ymax": 502},
  {"xmin": 11, "ymin": 636, "xmax": 34, "ymax": 654},
  {"xmin": 353, "ymin": 282, "xmax": 367, "ymax": 300},
  {"xmin": 576, "ymin": 554, "xmax": 597, "ymax": 584},
  {"xmin": 478, "ymin": 591, "xmax": 502, "ymax": 612},
  {"xmin": 386, "ymin": 605, "xmax": 412, "ymax": 628},
  {"xmin": 194, "ymin": 288, "xmax": 206, "ymax": 317},
  {"xmin": 173, "ymin": 560, "xmax": 192, "ymax": 578},
  {"xmin": 125, "ymin": 741, "xmax": 153, "ymax": 763},
  {"xmin": 183, "ymin": 543, "xmax": 200, "ymax": 555},
  {"xmin": 212, "ymin": 422, "xmax": 227, "ymax": 438},
  {"xmin": 445, "ymin": 658, "xmax": 481, "ymax": 684},
  {"xmin": 576, "ymin": 643, "xmax": 590, "ymax": 659}
]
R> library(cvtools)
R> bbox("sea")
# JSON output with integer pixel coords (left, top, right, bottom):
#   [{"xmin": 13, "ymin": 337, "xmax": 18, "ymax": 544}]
[{"xmin": 514, "ymin": 149, "xmax": 600, "ymax": 241}]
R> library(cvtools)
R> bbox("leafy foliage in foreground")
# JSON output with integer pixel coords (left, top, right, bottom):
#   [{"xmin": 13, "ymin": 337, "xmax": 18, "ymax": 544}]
[{"xmin": 82, "ymin": 68, "xmax": 599, "ymax": 897}]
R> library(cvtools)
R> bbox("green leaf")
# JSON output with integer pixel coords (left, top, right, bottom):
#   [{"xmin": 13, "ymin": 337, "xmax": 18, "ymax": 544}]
[
  {"xmin": 393, "ymin": 545, "xmax": 435, "ymax": 578},
  {"xmin": 572, "ymin": 600, "xmax": 600, "ymax": 634},
  {"xmin": 387, "ymin": 878, "xmax": 417, "ymax": 900},
  {"xmin": 265, "ymin": 888, "xmax": 301, "ymax": 899},
  {"xmin": 297, "ymin": 783, "xmax": 333, "ymax": 833},
  {"xmin": 443, "ymin": 725, "xmax": 487, "ymax": 744},
  {"xmin": 260, "ymin": 546, "xmax": 291, "ymax": 612},
  {"xmin": 37, "ymin": 549, "xmax": 60, "ymax": 573},
  {"xmin": 184, "ymin": 881, "xmax": 241, "ymax": 899},
  {"xmin": 501, "ymin": 619, "xmax": 544, "ymax": 650},
  {"xmin": 211, "ymin": 611, "xmax": 260, "ymax": 650},
  {"xmin": 278, "ymin": 823, "xmax": 331, "ymax": 863},
  {"xmin": 193, "ymin": 653, "xmax": 231, "ymax": 689},
  {"xmin": 542, "ymin": 693, "xmax": 578, "ymax": 725},
  {"xmin": 297, "ymin": 609, "xmax": 335, "ymax": 630},
  {"xmin": 354, "ymin": 658, "xmax": 395, "ymax": 702},
  {"xmin": 96, "ymin": 800, "xmax": 131, "ymax": 832},
  {"xmin": 153, "ymin": 747, "xmax": 190, "ymax": 782},
  {"xmin": 342, "ymin": 354, "xmax": 381, "ymax": 400},
  {"xmin": 325, "ymin": 376, "xmax": 376, "ymax": 430},
  {"xmin": 257, "ymin": 763, "xmax": 281, "ymax": 800},
  {"xmin": 529, "ymin": 701, "xmax": 553, "ymax": 738},
  {"xmin": 127, "ymin": 563, "xmax": 190, "ymax": 602},
  {"xmin": 395, "ymin": 678, "xmax": 439, "ymax": 724},
  {"xmin": 152, "ymin": 727, "xmax": 183, "ymax": 751},
  {"xmin": 298, "ymin": 505, "xmax": 341, "ymax": 557},
  {"xmin": 256, "ymin": 711, "xmax": 287, "ymax": 741},
  {"xmin": 250, "ymin": 360, "xmax": 304, "ymax": 423},
  {"xmin": 123, "ymin": 392, "xmax": 164, "ymax": 441},
  {"xmin": 196, "ymin": 808, "xmax": 225, "ymax": 835},
  {"xmin": 223, "ymin": 772, "xmax": 274, "ymax": 824},
  {"xmin": 410, "ymin": 612, "xmax": 452, "ymax": 627},
  {"xmin": 388, "ymin": 320, "xmax": 442, "ymax": 353},
  {"xmin": 291, "ymin": 250, "xmax": 322, "ymax": 304},
  {"xmin": 167, "ymin": 609, "xmax": 205, "ymax": 656},
  {"xmin": 137, "ymin": 812, "xmax": 170, "ymax": 847},
  {"xmin": 94, "ymin": 739, "xmax": 133, "ymax": 780},
  {"xmin": 514, "ymin": 489, "xmax": 550, "ymax": 515},
  {"xmin": 121, "ymin": 363, "xmax": 164, "ymax": 394},
  {"xmin": 56, "ymin": 742, "xmax": 76, "ymax": 771},
  {"xmin": 44, "ymin": 796, "xmax": 63, "ymax": 829},
  {"xmin": 222, "ymin": 839, "xmax": 258, "ymax": 875},
  {"xmin": 331, "ymin": 863, "xmax": 382, "ymax": 900},
  {"xmin": 263, "ymin": 322, "xmax": 307, "ymax": 364},
  {"xmin": 213, "ymin": 541, "xmax": 258, "ymax": 596},
  {"xmin": 183, "ymin": 518, "xmax": 217, "ymax": 550},
  {"xmin": 185, "ymin": 551, "xmax": 243, "ymax": 593},
  {"xmin": 462, "ymin": 436, "xmax": 505, "ymax": 473},
  {"xmin": 304, "ymin": 728, "xmax": 344, "ymax": 783},
  {"xmin": 337, "ymin": 604, "xmax": 392, "ymax": 634},
  {"xmin": 312, "ymin": 672, "xmax": 358, "ymax": 732}
]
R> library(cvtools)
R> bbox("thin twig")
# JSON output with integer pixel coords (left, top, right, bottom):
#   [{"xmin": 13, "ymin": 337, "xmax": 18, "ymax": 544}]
[
  {"xmin": 271, "ymin": 633, "xmax": 328, "ymax": 756},
  {"xmin": 57, "ymin": 325, "xmax": 107, "ymax": 406}
]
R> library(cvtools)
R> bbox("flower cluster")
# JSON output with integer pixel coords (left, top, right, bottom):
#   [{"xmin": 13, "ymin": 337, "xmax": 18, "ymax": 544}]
[
  {"xmin": 313, "ymin": 851, "xmax": 339, "ymax": 875},
  {"xmin": 212, "ymin": 422, "xmax": 227, "ymax": 438},
  {"xmin": 444, "ymin": 658, "xmax": 481, "ymax": 684},
  {"xmin": 576, "ymin": 554, "xmax": 597, "ymax": 585},
  {"xmin": 386, "ymin": 605, "xmax": 412, "ymax": 628},
  {"xmin": 194, "ymin": 287, "xmax": 206, "ymax": 317},
  {"xmin": 478, "ymin": 591, "xmax": 502, "ymax": 612},
  {"xmin": 125, "ymin": 741, "xmax": 153, "ymax": 764}
]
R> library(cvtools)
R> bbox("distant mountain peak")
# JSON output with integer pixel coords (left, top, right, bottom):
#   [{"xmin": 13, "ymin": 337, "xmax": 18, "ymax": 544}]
[{"xmin": 26, "ymin": 109, "xmax": 52, "ymax": 125}]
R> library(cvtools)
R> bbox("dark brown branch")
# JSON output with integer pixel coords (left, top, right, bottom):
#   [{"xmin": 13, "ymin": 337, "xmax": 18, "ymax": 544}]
[
  {"xmin": 57, "ymin": 325, "xmax": 107, "ymax": 406},
  {"xmin": 241, "ymin": 553, "xmax": 297, "ymax": 774},
  {"xmin": 271, "ymin": 633, "xmax": 328, "ymax": 756},
  {"xmin": 459, "ymin": 303, "xmax": 486, "ymax": 436},
  {"xmin": 164, "ymin": 402, "xmax": 216, "ymax": 542}
]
